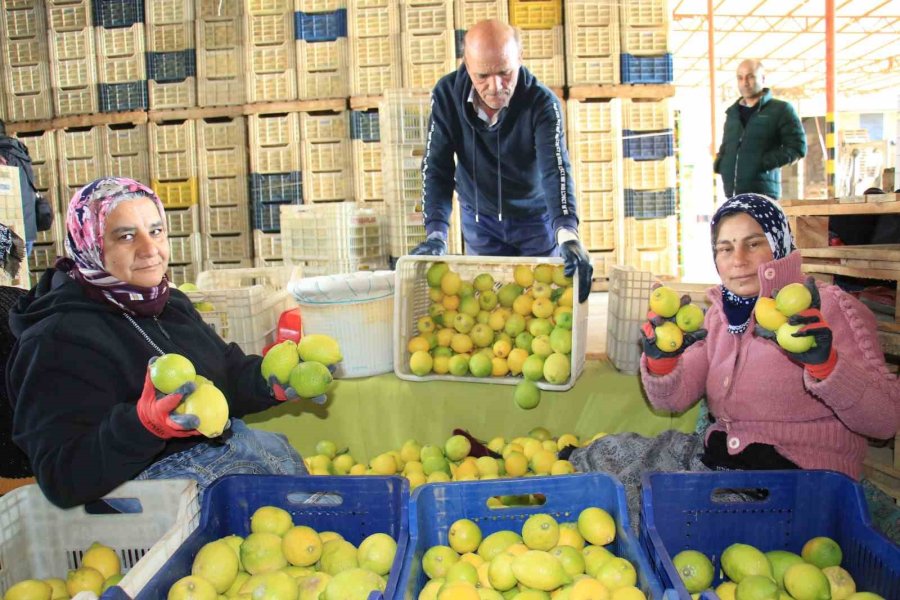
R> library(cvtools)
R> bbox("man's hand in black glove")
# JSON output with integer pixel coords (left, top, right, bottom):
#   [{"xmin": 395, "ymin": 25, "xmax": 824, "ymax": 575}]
[
  {"xmin": 559, "ymin": 239, "xmax": 594, "ymax": 304},
  {"xmin": 410, "ymin": 233, "xmax": 447, "ymax": 256}
]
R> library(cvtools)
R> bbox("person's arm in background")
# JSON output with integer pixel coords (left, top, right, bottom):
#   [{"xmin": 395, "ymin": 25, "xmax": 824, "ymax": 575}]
[
  {"xmin": 413, "ymin": 88, "xmax": 458, "ymax": 255},
  {"xmin": 760, "ymin": 101, "xmax": 807, "ymax": 171},
  {"xmin": 532, "ymin": 94, "xmax": 593, "ymax": 301}
]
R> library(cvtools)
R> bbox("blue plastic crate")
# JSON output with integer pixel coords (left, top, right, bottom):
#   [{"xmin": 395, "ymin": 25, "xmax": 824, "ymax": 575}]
[
  {"xmin": 623, "ymin": 129, "xmax": 674, "ymax": 160},
  {"xmin": 624, "ymin": 188, "xmax": 676, "ymax": 218},
  {"xmin": 350, "ymin": 110, "xmax": 380, "ymax": 142},
  {"xmin": 93, "ymin": 0, "xmax": 144, "ymax": 28},
  {"xmin": 98, "ymin": 81, "xmax": 148, "ymax": 112},
  {"xmin": 294, "ymin": 9, "xmax": 348, "ymax": 42},
  {"xmin": 113, "ymin": 475, "xmax": 409, "ymax": 600},
  {"xmin": 250, "ymin": 172, "xmax": 303, "ymax": 206},
  {"xmin": 147, "ymin": 50, "xmax": 197, "ymax": 82},
  {"xmin": 640, "ymin": 470, "xmax": 900, "ymax": 600},
  {"xmin": 621, "ymin": 54, "xmax": 673, "ymax": 84},
  {"xmin": 455, "ymin": 29, "xmax": 465, "ymax": 59},
  {"xmin": 399, "ymin": 474, "xmax": 664, "ymax": 600}
]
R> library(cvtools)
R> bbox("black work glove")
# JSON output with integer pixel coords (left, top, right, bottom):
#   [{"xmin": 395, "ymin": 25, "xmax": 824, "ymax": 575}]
[
  {"xmin": 410, "ymin": 233, "xmax": 447, "ymax": 256},
  {"xmin": 557, "ymin": 445, "xmax": 578, "ymax": 461},
  {"xmin": 559, "ymin": 239, "xmax": 593, "ymax": 304}
]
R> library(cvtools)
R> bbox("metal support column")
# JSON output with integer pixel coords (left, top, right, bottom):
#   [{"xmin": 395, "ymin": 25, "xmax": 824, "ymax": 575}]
[{"xmin": 826, "ymin": 0, "xmax": 836, "ymax": 197}]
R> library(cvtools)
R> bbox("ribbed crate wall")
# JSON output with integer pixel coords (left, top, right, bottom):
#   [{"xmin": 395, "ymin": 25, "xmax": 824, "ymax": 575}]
[
  {"xmin": 149, "ymin": 119, "xmax": 198, "ymax": 214},
  {"xmin": 244, "ymin": 0, "xmax": 297, "ymax": 102},
  {"xmin": 454, "ymin": 0, "xmax": 508, "ymax": 31},
  {"xmin": 1, "ymin": 2, "xmax": 53, "ymax": 121},
  {"xmin": 56, "ymin": 126, "xmax": 103, "ymax": 204},
  {"xmin": 521, "ymin": 26, "xmax": 564, "ymax": 88},
  {"xmin": 300, "ymin": 110, "xmax": 351, "ymax": 202},
  {"xmin": 101, "ymin": 121, "xmax": 149, "ymax": 183},
  {"xmin": 146, "ymin": 0, "xmax": 196, "ymax": 110},
  {"xmin": 400, "ymin": 0, "xmax": 455, "ymax": 91},
  {"xmin": 565, "ymin": 0, "xmax": 619, "ymax": 86},
  {"xmin": 566, "ymin": 97, "xmax": 623, "ymax": 278},
  {"xmin": 293, "ymin": 0, "xmax": 348, "ymax": 101},
  {"xmin": 47, "ymin": 3, "xmax": 99, "ymax": 116},
  {"xmin": 15, "ymin": 129, "xmax": 60, "ymax": 214},
  {"xmin": 348, "ymin": 0, "xmax": 401, "ymax": 97},
  {"xmin": 95, "ymin": 22, "xmax": 148, "ymax": 112},
  {"xmin": 196, "ymin": 0, "xmax": 246, "ymax": 106}
]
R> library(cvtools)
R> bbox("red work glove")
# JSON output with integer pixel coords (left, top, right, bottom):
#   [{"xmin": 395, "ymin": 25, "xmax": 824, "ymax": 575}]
[
  {"xmin": 136, "ymin": 363, "xmax": 200, "ymax": 439},
  {"xmin": 641, "ymin": 312, "xmax": 708, "ymax": 376}
]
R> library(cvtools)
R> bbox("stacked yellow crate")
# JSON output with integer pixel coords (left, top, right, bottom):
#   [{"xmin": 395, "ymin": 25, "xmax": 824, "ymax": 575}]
[
  {"xmin": 400, "ymin": 0, "xmax": 455, "ymax": 91},
  {"xmin": 294, "ymin": 0, "xmax": 348, "ymax": 100},
  {"xmin": 196, "ymin": 0, "xmax": 247, "ymax": 106},
  {"xmin": 564, "ymin": 0, "xmax": 619, "ymax": 86},
  {"xmin": 349, "ymin": 110, "xmax": 383, "ymax": 204},
  {"xmin": 197, "ymin": 116, "xmax": 253, "ymax": 269},
  {"xmin": 149, "ymin": 119, "xmax": 201, "ymax": 285},
  {"xmin": 1, "ymin": 0, "xmax": 53, "ymax": 121},
  {"xmin": 244, "ymin": 0, "xmax": 297, "ymax": 102},
  {"xmin": 300, "ymin": 111, "xmax": 352, "ymax": 203},
  {"xmin": 146, "ymin": 0, "xmax": 196, "ymax": 109},
  {"xmin": 566, "ymin": 98, "xmax": 622, "ymax": 279},
  {"xmin": 46, "ymin": 0, "xmax": 98, "ymax": 116},
  {"xmin": 347, "ymin": 0, "xmax": 401, "ymax": 98}
]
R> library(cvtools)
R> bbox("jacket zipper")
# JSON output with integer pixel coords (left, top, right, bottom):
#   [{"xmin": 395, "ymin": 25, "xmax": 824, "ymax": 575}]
[{"xmin": 732, "ymin": 101, "xmax": 765, "ymax": 195}]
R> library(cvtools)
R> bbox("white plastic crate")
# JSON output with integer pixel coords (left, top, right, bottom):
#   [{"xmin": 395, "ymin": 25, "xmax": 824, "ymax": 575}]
[
  {"xmin": 149, "ymin": 78, "xmax": 197, "ymax": 110},
  {"xmin": 205, "ymin": 232, "xmax": 251, "ymax": 261},
  {"xmin": 295, "ymin": 0, "xmax": 345, "ymax": 11},
  {"xmin": 352, "ymin": 140, "xmax": 383, "ymax": 201},
  {"xmin": 149, "ymin": 119, "xmax": 196, "ymax": 155},
  {"xmin": 577, "ymin": 160, "xmax": 617, "ymax": 192},
  {"xmin": 300, "ymin": 111, "xmax": 349, "ymax": 142},
  {"xmin": 623, "ymin": 98, "xmax": 672, "ymax": 131},
  {"xmin": 168, "ymin": 233, "xmax": 202, "ymax": 264},
  {"xmin": 567, "ymin": 98, "xmax": 618, "ymax": 133},
  {"xmin": 167, "ymin": 262, "xmax": 199, "ymax": 286},
  {"xmin": 394, "ymin": 256, "xmax": 588, "ymax": 391},
  {"xmin": 303, "ymin": 171, "xmax": 351, "ymax": 202},
  {"xmin": 196, "ymin": 16, "xmax": 246, "ymax": 107},
  {"xmin": 46, "ymin": 0, "xmax": 92, "ymax": 31},
  {"xmin": 566, "ymin": 23, "xmax": 619, "ymax": 58},
  {"xmin": 185, "ymin": 267, "xmax": 297, "ymax": 355},
  {"xmin": 378, "ymin": 89, "xmax": 431, "ymax": 145},
  {"xmin": 200, "ymin": 175, "xmax": 248, "ymax": 208},
  {"xmin": 579, "ymin": 219, "xmax": 617, "ymax": 251},
  {"xmin": 383, "ymin": 143, "xmax": 426, "ymax": 204},
  {"xmin": 625, "ymin": 215, "xmax": 676, "ymax": 250},
  {"xmin": 246, "ymin": 0, "xmax": 294, "ymax": 16},
  {"xmin": 202, "ymin": 202, "xmax": 250, "ymax": 235},
  {"xmin": 386, "ymin": 207, "xmax": 425, "ymax": 257},
  {"xmin": 247, "ymin": 63, "xmax": 297, "ymax": 103},
  {"xmin": 107, "ymin": 151, "xmax": 150, "ymax": 184},
  {"xmin": 455, "ymin": 0, "xmax": 508, "ymax": 29},
  {"xmin": 349, "ymin": 35, "xmax": 402, "ymax": 96},
  {"xmin": 197, "ymin": 117, "xmax": 245, "ymax": 150},
  {"xmin": 349, "ymin": 0, "xmax": 400, "ymax": 38},
  {"xmin": 627, "ymin": 246, "xmax": 677, "ymax": 277},
  {"xmin": 623, "ymin": 157, "xmax": 675, "ymax": 190},
  {"xmin": 0, "ymin": 480, "xmax": 199, "ymax": 598},
  {"xmin": 296, "ymin": 38, "xmax": 348, "ymax": 100},
  {"xmin": 301, "ymin": 140, "xmax": 350, "ymax": 172},
  {"xmin": 619, "ymin": 0, "xmax": 669, "ymax": 27},
  {"xmin": 567, "ymin": 0, "xmax": 617, "ymax": 26},
  {"xmin": 579, "ymin": 189, "xmax": 618, "ymax": 221},
  {"xmin": 620, "ymin": 25, "xmax": 669, "ymax": 56},
  {"xmin": 567, "ymin": 55, "xmax": 619, "ymax": 85},
  {"xmin": 280, "ymin": 203, "xmax": 385, "ymax": 263},
  {"xmin": 253, "ymin": 229, "xmax": 282, "ymax": 260},
  {"xmin": 571, "ymin": 133, "xmax": 616, "ymax": 163},
  {"xmin": 589, "ymin": 249, "xmax": 618, "ymax": 279},
  {"xmin": 166, "ymin": 205, "xmax": 199, "ymax": 236},
  {"xmin": 606, "ymin": 266, "xmax": 653, "ymax": 374}
]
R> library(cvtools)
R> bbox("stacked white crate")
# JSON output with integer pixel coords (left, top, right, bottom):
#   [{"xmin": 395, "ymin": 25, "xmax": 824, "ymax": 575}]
[
  {"xmin": 379, "ymin": 89, "xmax": 462, "ymax": 257},
  {"xmin": 348, "ymin": 0, "xmax": 401, "ymax": 97},
  {"xmin": 14, "ymin": 129, "xmax": 59, "ymax": 222},
  {"xmin": 102, "ymin": 122, "xmax": 150, "ymax": 184},
  {"xmin": 196, "ymin": 0, "xmax": 246, "ymax": 106},
  {"xmin": 46, "ymin": 0, "xmax": 98, "ymax": 116},
  {"xmin": 300, "ymin": 111, "xmax": 352, "ymax": 203},
  {"xmin": 619, "ymin": 0, "xmax": 670, "ymax": 58},
  {"xmin": 452, "ymin": 0, "xmax": 508, "ymax": 64},
  {"xmin": 350, "ymin": 110, "xmax": 383, "ymax": 204},
  {"xmin": 197, "ymin": 116, "xmax": 252, "ymax": 268},
  {"xmin": 565, "ymin": 0, "xmax": 619, "ymax": 86},
  {"xmin": 566, "ymin": 98, "xmax": 622, "ymax": 279},
  {"xmin": 295, "ymin": 0, "xmax": 348, "ymax": 100},
  {"xmin": 1, "ymin": 0, "xmax": 53, "ymax": 121},
  {"xmin": 146, "ymin": 0, "xmax": 196, "ymax": 109},
  {"xmin": 244, "ymin": 0, "xmax": 297, "ymax": 102},
  {"xmin": 400, "ymin": 0, "xmax": 455, "ymax": 91},
  {"xmin": 280, "ymin": 202, "xmax": 387, "ymax": 275},
  {"xmin": 95, "ymin": 19, "xmax": 147, "ymax": 112},
  {"xmin": 520, "ymin": 26, "xmax": 565, "ymax": 88},
  {"xmin": 56, "ymin": 126, "xmax": 103, "ymax": 211}
]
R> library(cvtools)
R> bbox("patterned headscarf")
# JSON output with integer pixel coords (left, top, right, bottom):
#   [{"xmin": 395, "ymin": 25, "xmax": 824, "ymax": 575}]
[
  {"xmin": 61, "ymin": 177, "xmax": 170, "ymax": 317},
  {"xmin": 710, "ymin": 193, "xmax": 795, "ymax": 333}
]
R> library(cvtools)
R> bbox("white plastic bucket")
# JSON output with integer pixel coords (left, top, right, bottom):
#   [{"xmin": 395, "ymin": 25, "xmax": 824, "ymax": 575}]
[{"xmin": 289, "ymin": 271, "xmax": 395, "ymax": 378}]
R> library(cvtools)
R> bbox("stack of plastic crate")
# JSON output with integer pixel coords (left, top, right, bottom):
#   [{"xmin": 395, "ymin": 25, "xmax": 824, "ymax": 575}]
[
  {"xmin": 565, "ymin": 0, "xmax": 619, "ymax": 86},
  {"xmin": 347, "ymin": 0, "xmax": 401, "ymax": 97},
  {"xmin": 400, "ymin": 0, "xmax": 455, "ymax": 91},
  {"xmin": 94, "ymin": 0, "xmax": 148, "ymax": 112},
  {"xmin": 15, "ymin": 129, "xmax": 59, "ymax": 220},
  {"xmin": 248, "ymin": 112, "xmax": 303, "ymax": 239},
  {"xmin": 281, "ymin": 202, "xmax": 387, "ymax": 275},
  {"xmin": 56, "ymin": 126, "xmax": 103, "ymax": 213},
  {"xmin": 196, "ymin": 0, "xmax": 246, "ymax": 106},
  {"xmin": 1, "ymin": 0, "xmax": 53, "ymax": 121},
  {"xmin": 102, "ymin": 122, "xmax": 149, "ymax": 183},
  {"xmin": 149, "ymin": 119, "xmax": 201, "ymax": 283},
  {"xmin": 294, "ymin": 0, "xmax": 348, "ymax": 100},
  {"xmin": 453, "ymin": 0, "xmax": 508, "ymax": 57},
  {"xmin": 197, "ymin": 116, "xmax": 252, "ymax": 270},
  {"xmin": 244, "ymin": 0, "xmax": 297, "ymax": 102},
  {"xmin": 619, "ymin": 0, "xmax": 672, "ymax": 84},
  {"xmin": 623, "ymin": 99, "xmax": 676, "ymax": 276},
  {"xmin": 46, "ymin": 0, "xmax": 98, "ymax": 116},
  {"xmin": 145, "ymin": 0, "xmax": 195, "ymax": 109},
  {"xmin": 566, "ymin": 97, "xmax": 622, "ymax": 279},
  {"xmin": 519, "ymin": 26, "xmax": 564, "ymax": 88},
  {"xmin": 350, "ymin": 110, "xmax": 382, "ymax": 203},
  {"xmin": 300, "ymin": 111, "xmax": 351, "ymax": 203},
  {"xmin": 380, "ymin": 90, "xmax": 428, "ymax": 259}
]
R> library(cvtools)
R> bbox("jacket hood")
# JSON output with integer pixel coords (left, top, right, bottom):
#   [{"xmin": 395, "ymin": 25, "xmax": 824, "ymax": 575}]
[
  {"xmin": 727, "ymin": 88, "xmax": 774, "ymax": 113},
  {"xmin": 9, "ymin": 267, "xmax": 118, "ymax": 337}
]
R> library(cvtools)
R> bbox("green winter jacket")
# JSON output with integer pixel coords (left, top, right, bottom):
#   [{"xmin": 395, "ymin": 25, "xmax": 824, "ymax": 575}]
[{"xmin": 714, "ymin": 89, "xmax": 806, "ymax": 199}]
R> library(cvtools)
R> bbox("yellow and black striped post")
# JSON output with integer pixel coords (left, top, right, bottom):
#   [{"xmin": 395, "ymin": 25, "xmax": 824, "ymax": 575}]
[{"xmin": 826, "ymin": 112, "xmax": 835, "ymax": 198}]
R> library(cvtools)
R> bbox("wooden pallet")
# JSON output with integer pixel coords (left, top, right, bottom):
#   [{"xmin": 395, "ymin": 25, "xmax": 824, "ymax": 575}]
[{"xmin": 568, "ymin": 84, "xmax": 675, "ymax": 101}]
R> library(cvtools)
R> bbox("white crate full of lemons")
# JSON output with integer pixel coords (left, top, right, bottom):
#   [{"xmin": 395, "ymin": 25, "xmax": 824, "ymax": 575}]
[{"xmin": 394, "ymin": 256, "xmax": 588, "ymax": 397}]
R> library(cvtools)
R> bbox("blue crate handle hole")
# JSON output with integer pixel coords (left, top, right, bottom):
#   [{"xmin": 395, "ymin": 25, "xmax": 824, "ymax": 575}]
[
  {"xmin": 710, "ymin": 487, "xmax": 771, "ymax": 504},
  {"xmin": 84, "ymin": 497, "xmax": 145, "ymax": 515},
  {"xmin": 286, "ymin": 491, "xmax": 344, "ymax": 506}
]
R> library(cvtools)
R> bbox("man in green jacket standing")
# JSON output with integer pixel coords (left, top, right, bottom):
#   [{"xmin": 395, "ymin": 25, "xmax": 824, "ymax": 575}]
[{"xmin": 714, "ymin": 60, "xmax": 807, "ymax": 200}]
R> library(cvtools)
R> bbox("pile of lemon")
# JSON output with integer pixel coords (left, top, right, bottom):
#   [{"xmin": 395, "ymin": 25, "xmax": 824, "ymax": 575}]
[
  {"xmin": 167, "ymin": 506, "xmax": 397, "ymax": 600},
  {"xmin": 304, "ymin": 428, "xmax": 606, "ymax": 490},
  {"xmin": 672, "ymin": 536, "xmax": 883, "ymax": 600},
  {"xmin": 4, "ymin": 542, "xmax": 122, "ymax": 599},
  {"xmin": 417, "ymin": 508, "xmax": 646, "ymax": 600},
  {"xmin": 408, "ymin": 262, "xmax": 577, "ymax": 409},
  {"xmin": 646, "ymin": 286, "xmax": 705, "ymax": 353}
]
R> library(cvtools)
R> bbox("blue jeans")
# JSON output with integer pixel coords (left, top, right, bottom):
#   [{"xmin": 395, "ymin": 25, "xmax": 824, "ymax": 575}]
[
  {"xmin": 461, "ymin": 203, "xmax": 559, "ymax": 257},
  {"xmin": 135, "ymin": 419, "xmax": 307, "ymax": 500}
]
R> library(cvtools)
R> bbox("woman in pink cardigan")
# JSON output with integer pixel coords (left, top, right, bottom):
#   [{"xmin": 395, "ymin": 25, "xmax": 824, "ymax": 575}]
[{"xmin": 569, "ymin": 193, "xmax": 898, "ymax": 529}]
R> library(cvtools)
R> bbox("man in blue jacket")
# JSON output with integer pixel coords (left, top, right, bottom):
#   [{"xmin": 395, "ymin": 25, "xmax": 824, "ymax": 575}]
[
  {"xmin": 714, "ymin": 60, "xmax": 807, "ymax": 200},
  {"xmin": 409, "ymin": 19, "xmax": 593, "ymax": 302}
]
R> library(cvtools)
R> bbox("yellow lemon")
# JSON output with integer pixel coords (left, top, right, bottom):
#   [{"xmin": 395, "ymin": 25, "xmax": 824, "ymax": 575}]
[
  {"xmin": 192, "ymin": 539, "xmax": 239, "ymax": 593},
  {"xmin": 557, "ymin": 523, "xmax": 585, "ymax": 550},
  {"xmin": 571, "ymin": 577, "xmax": 610, "ymax": 600},
  {"xmin": 318, "ymin": 539, "xmax": 359, "ymax": 575},
  {"xmin": 251, "ymin": 506, "xmax": 294, "ymax": 535},
  {"xmin": 167, "ymin": 575, "xmax": 218, "ymax": 600},
  {"xmin": 82, "ymin": 542, "xmax": 121, "ymax": 580},
  {"xmin": 242, "ymin": 532, "xmax": 288, "ymax": 575},
  {"xmin": 523, "ymin": 515, "xmax": 560, "ymax": 551},
  {"xmin": 283, "ymin": 525, "xmax": 323, "ymax": 567},
  {"xmin": 514, "ymin": 266, "xmax": 535, "ymax": 288},
  {"xmin": 66, "ymin": 567, "xmax": 104, "ymax": 597},
  {"xmin": 423, "ymin": 546, "xmax": 461, "ymax": 579},
  {"xmin": 409, "ymin": 336, "xmax": 432, "ymax": 353},
  {"xmin": 4, "ymin": 580, "xmax": 52, "ymax": 600},
  {"xmin": 358, "ymin": 533, "xmax": 397, "ymax": 576}
]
